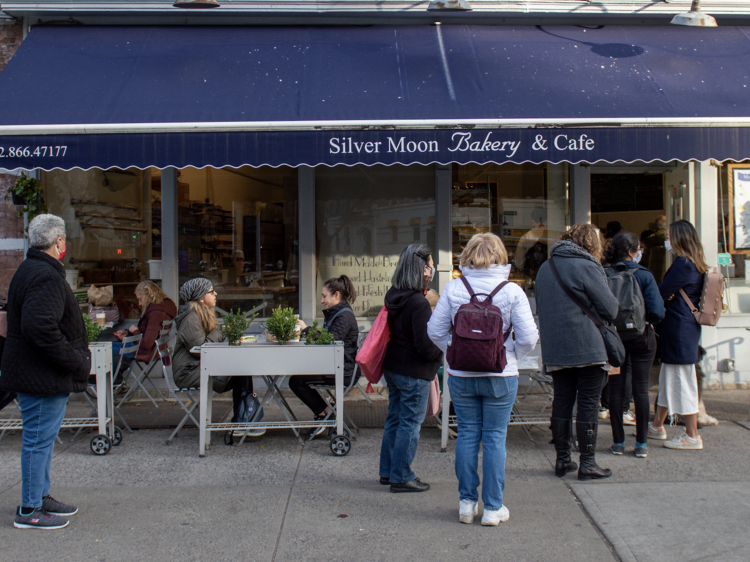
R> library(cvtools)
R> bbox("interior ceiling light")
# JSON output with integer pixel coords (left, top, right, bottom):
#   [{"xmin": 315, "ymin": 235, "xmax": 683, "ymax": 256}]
[
  {"xmin": 671, "ymin": 1, "xmax": 717, "ymax": 27},
  {"xmin": 428, "ymin": 0, "xmax": 472, "ymax": 11},
  {"xmin": 173, "ymin": 0, "xmax": 220, "ymax": 8}
]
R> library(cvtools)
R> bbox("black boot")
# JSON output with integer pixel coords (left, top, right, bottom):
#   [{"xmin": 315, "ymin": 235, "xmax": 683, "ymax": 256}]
[
  {"xmin": 551, "ymin": 418, "xmax": 578, "ymax": 477},
  {"xmin": 576, "ymin": 421, "xmax": 612, "ymax": 481}
]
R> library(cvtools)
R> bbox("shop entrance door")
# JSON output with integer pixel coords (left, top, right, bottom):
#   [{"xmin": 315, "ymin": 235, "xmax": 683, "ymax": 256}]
[{"xmin": 590, "ymin": 172, "xmax": 668, "ymax": 283}]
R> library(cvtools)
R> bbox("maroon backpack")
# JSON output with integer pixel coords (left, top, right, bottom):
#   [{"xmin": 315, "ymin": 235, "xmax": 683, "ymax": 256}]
[{"xmin": 446, "ymin": 277, "xmax": 511, "ymax": 373}]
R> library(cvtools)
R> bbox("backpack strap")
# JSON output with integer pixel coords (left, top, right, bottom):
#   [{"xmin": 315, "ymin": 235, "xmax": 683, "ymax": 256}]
[
  {"xmin": 489, "ymin": 281, "xmax": 510, "ymax": 300},
  {"xmin": 324, "ymin": 306, "xmax": 354, "ymax": 331},
  {"xmin": 459, "ymin": 276, "xmax": 476, "ymax": 298},
  {"xmin": 678, "ymin": 288, "xmax": 699, "ymax": 315}
]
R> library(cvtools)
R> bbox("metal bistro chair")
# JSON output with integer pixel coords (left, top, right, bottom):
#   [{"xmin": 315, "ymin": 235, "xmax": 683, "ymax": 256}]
[
  {"xmin": 117, "ymin": 320, "xmax": 174, "ymax": 409},
  {"xmin": 154, "ymin": 335, "xmax": 201, "ymax": 443},
  {"xmin": 74, "ymin": 335, "xmax": 143, "ymax": 437}
]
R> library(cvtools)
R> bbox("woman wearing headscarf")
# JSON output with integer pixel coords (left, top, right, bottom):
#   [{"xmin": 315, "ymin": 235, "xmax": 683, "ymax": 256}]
[
  {"xmin": 1, "ymin": 214, "xmax": 89, "ymax": 530},
  {"xmin": 172, "ymin": 278, "xmax": 256, "ymax": 433}
]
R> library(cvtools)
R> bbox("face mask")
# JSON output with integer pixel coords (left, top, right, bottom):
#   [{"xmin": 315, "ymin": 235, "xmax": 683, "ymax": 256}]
[
  {"xmin": 634, "ymin": 250, "xmax": 642, "ymax": 264},
  {"xmin": 425, "ymin": 266, "xmax": 435, "ymax": 282},
  {"xmin": 665, "ymin": 240, "xmax": 674, "ymax": 254},
  {"xmin": 56, "ymin": 240, "xmax": 67, "ymax": 261}
]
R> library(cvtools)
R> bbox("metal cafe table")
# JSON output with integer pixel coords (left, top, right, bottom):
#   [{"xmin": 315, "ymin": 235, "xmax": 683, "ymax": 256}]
[
  {"xmin": 198, "ymin": 340, "xmax": 348, "ymax": 457},
  {"xmin": 0, "ymin": 342, "xmax": 118, "ymax": 455}
]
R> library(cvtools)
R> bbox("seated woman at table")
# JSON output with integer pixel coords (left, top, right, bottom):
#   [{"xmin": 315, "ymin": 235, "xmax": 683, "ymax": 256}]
[
  {"xmin": 172, "ymin": 278, "xmax": 258, "ymax": 433},
  {"xmin": 114, "ymin": 280, "xmax": 177, "ymax": 365},
  {"xmin": 290, "ymin": 275, "xmax": 360, "ymax": 437}
]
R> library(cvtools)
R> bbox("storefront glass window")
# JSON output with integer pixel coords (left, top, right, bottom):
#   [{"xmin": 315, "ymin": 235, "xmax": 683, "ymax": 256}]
[
  {"xmin": 452, "ymin": 163, "xmax": 569, "ymax": 300},
  {"xmin": 43, "ymin": 168, "xmax": 158, "ymax": 318},
  {"xmin": 315, "ymin": 164, "xmax": 436, "ymax": 317},
  {"xmin": 719, "ymin": 163, "xmax": 750, "ymax": 313},
  {"xmin": 173, "ymin": 166, "xmax": 299, "ymax": 318}
]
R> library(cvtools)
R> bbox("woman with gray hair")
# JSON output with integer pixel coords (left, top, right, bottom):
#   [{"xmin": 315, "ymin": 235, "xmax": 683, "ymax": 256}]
[
  {"xmin": 1, "ymin": 214, "xmax": 90, "ymax": 530},
  {"xmin": 379, "ymin": 243, "xmax": 443, "ymax": 493}
]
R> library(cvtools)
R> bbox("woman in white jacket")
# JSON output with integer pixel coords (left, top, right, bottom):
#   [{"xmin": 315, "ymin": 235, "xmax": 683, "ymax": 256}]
[{"xmin": 427, "ymin": 233, "xmax": 538, "ymax": 526}]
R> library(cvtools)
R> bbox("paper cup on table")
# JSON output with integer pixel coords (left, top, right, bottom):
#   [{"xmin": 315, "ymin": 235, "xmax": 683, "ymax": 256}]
[{"xmin": 96, "ymin": 312, "xmax": 106, "ymax": 326}]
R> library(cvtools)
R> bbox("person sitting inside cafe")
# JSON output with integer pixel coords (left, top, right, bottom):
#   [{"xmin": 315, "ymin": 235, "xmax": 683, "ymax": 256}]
[
  {"xmin": 290, "ymin": 275, "xmax": 360, "ymax": 437},
  {"xmin": 172, "ymin": 278, "xmax": 258, "ymax": 433}
]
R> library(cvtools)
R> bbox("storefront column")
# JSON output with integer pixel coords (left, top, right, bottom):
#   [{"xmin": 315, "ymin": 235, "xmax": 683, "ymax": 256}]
[
  {"xmin": 435, "ymin": 164, "xmax": 452, "ymax": 294},
  {"xmin": 570, "ymin": 164, "xmax": 591, "ymax": 224},
  {"xmin": 694, "ymin": 160, "xmax": 720, "ymax": 379},
  {"xmin": 298, "ymin": 165, "xmax": 316, "ymax": 323},
  {"xmin": 161, "ymin": 167, "xmax": 179, "ymax": 304}
]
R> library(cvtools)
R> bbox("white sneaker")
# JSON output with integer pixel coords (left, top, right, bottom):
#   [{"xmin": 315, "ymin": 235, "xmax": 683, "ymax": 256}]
[
  {"xmin": 232, "ymin": 428, "xmax": 266, "ymax": 438},
  {"xmin": 597, "ymin": 408, "xmax": 610, "ymax": 420},
  {"xmin": 663, "ymin": 433, "xmax": 703, "ymax": 450},
  {"xmin": 633, "ymin": 422, "xmax": 667, "ymax": 440},
  {"xmin": 481, "ymin": 505, "xmax": 510, "ymax": 526},
  {"xmin": 623, "ymin": 411, "xmax": 636, "ymax": 426},
  {"xmin": 459, "ymin": 500, "xmax": 478, "ymax": 524}
]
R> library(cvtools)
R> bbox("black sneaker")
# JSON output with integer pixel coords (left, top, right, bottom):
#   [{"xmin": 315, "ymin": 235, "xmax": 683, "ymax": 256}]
[
  {"xmin": 14, "ymin": 507, "xmax": 69, "ymax": 529},
  {"xmin": 307, "ymin": 414, "xmax": 330, "ymax": 439},
  {"xmin": 390, "ymin": 478, "xmax": 430, "ymax": 493},
  {"xmin": 42, "ymin": 495, "xmax": 78, "ymax": 516}
]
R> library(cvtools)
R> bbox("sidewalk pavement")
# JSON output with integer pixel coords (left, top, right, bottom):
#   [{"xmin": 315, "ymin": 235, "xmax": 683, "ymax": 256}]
[{"xmin": 0, "ymin": 389, "xmax": 748, "ymax": 562}]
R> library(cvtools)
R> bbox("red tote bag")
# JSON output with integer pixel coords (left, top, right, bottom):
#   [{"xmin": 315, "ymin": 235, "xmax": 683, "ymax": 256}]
[{"xmin": 356, "ymin": 306, "xmax": 391, "ymax": 385}]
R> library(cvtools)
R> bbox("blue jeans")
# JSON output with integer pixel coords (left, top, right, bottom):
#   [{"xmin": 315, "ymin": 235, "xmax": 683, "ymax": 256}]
[
  {"xmin": 379, "ymin": 370, "xmax": 431, "ymax": 484},
  {"xmin": 448, "ymin": 375, "xmax": 518, "ymax": 511},
  {"xmin": 17, "ymin": 393, "xmax": 69, "ymax": 508}
]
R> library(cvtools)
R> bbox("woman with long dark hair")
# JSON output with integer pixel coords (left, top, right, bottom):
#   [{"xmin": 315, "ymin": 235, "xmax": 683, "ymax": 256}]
[
  {"xmin": 291, "ymin": 275, "xmax": 359, "ymax": 436},
  {"xmin": 649, "ymin": 220, "xmax": 708, "ymax": 450},
  {"xmin": 379, "ymin": 243, "xmax": 443, "ymax": 493},
  {"xmin": 603, "ymin": 232, "xmax": 665, "ymax": 458},
  {"xmin": 535, "ymin": 223, "xmax": 619, "ymax": 480}
]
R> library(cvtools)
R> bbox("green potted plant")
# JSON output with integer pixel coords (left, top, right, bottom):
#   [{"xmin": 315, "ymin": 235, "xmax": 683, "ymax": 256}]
[
  {"xmin": 220, "ymin": 308, "xmax": 258, "ymax": 346},
  {"xmin": 264, "ymin": 306, "xmax": 298, "ymax": 345},
  {"xmin": 82, "ymin": 312, "xmax": 103, "ymax": 343},
  {"xmin": 4, "ymin": 172, "xmax": 47, "ymax": 226},
  {"xmin": 304, "ymin": 320, "xmax": 335, "ymax": 345}
]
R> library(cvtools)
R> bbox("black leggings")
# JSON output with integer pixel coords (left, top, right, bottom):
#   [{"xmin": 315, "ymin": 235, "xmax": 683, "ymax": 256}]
[
  {"xmin": 551, "ymin": 365, "xmax": 608, "ymax": 424},
  {"xmin": 609, "ymin": 328, "xmax": 657, "ymax": 444},
  {"xmin": 289, "ymin": 375, "xmax": 353, "ymax": 417}
]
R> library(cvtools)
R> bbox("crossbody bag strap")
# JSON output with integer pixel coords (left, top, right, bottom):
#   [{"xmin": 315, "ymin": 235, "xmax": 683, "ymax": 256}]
[{"xmin": 548, "ymin": 257, "xmax": 605, "ymax": 331}]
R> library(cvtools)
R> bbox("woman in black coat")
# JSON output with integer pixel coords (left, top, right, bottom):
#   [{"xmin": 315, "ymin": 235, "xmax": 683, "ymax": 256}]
[
  {"xmin": 650, "ymin": 220, "xmax": 707, "ymax": 450},
  {"xmin": 379, "ymin": 244, "xmax": 443, "ymax": 493},
  {"xmin": 291, "ymin": 275, "xmax": 360, "ymax": 436},
  {"xmin": 0, "ymin": 214, "xmax": 90, "ymax": 530}
]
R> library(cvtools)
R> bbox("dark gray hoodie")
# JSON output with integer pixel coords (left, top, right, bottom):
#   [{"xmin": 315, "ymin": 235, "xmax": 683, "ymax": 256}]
[{"xmin": 535, "ymin": 240, "xmax": 619, "ymax": 367}]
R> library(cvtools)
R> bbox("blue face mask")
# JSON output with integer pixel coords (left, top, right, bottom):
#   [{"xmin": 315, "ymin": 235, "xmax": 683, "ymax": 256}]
[
  {"xmin": 665, "ymin": 240, "xmax": 674, "ymax": 254},
  {"xmin": 425, "ymin": 265, "xmax": 435, "ymax": 282},
  {"xmin": 634, "ymin": 250, "xmax": 642, "ymax": 263}
]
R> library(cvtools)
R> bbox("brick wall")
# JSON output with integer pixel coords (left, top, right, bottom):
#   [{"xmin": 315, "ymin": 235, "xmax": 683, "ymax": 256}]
[
  {"xmin": 0, "ymin": 174, "xmax": 25, "ymax": 299},
  {"xmin": 1, "ymin": 20, "xmax": 25, "ymax": 298},
  {"xmin": 0, "ymin": 19, "xmax": 22, "ymax": 74}
]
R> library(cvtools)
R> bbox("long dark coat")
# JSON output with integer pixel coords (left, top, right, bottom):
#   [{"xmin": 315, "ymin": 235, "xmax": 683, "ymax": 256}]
[
  {"xmin": 658, "ymin": 257, "xmax": 703, "ymax": 364},
  {"xmin": 0, "ymin": 248, "xmax": 91, "ymax": 395}
]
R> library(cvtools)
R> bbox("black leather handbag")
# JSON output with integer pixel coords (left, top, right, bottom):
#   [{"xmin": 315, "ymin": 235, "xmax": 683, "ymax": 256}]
[{"xmin": 548, "ymin": 258, "xmax": 626, "ymax": 368}]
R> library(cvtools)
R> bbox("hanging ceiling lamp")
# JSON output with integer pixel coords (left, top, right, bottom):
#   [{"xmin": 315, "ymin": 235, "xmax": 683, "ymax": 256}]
[
  {"xmin": 173, "ymin": 0, "xmax": 220, "ymax": 8},
  {"xmin": 671, "ymin": 1, "xmax": 717, "ymax": 27}
]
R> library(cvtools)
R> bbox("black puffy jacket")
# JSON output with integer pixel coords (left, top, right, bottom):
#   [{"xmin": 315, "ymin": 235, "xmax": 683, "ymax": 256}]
[
  {"xmin": 320, "ymin": 301, "xmax": 359, "ymax": 379},
  {"xmin": 0, "ymin": 248, "xmax": 91, "ymax": 395}
]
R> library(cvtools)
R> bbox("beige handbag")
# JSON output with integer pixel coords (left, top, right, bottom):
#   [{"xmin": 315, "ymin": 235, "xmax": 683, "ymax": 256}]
[{"xmin": 679, "ymin": 268, "xmax": 725, "ymax": 327}]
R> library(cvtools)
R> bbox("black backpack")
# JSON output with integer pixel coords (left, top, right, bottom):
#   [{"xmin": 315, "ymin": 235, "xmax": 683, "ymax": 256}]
[{"xmin": 605, "ymin": 264, "xmax": 646, "ymax": 342}]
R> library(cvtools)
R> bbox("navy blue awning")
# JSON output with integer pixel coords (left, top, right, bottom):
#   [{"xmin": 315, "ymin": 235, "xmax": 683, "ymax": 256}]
[{"xmin": 1, "ymin": 24, "xmax": 750, "ymax": 169}]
